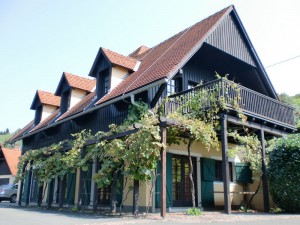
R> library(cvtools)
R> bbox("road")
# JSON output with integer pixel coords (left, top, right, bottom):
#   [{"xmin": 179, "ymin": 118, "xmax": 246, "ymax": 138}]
[{"xmin": 1, "ymin": 202, "xmax": 300, "ymax": 225}]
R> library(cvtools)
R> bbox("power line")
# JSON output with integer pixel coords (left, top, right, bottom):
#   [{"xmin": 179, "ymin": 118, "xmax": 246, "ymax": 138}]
[{"xmin": 265, "ymin": 55, "xmax": 300, "ymax": 68}]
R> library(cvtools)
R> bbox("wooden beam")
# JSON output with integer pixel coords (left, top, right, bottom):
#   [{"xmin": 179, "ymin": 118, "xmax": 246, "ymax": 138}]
[
  {"xmin": 150, "ymin": 83, "xmax": 167, "ymax": 108},
  {"xmin": 59, "ymin": 175, "xmax": 66, "ymax": 208},
  {"xmin": 160, "ymin": 126, "xmax": 167, "ymax": 218},
  {"xmin": 132, "ymin": 179, "xmax": 139, "ymax": 216},
  {"xmin": 221, "ymin": 114, "xmax": 231, "ymax": 214},
  {"xmin": 93, "ymin": 158, "xmax": 99, "ymax": 212},
  {"xmin": 259, "ymin": 129, "xmax": 270, "ymax": 212},
  {"xmin": 76, "ymin": 147, "xmax": 86, "ymax": 209},
  {"xmin": 18, "ymin": 164, "xmax": 26, "ymax": 206},
  {"xmin": 226, "ymin": 115, "xmax": 289, "ymax": 136},
  {"xmin": 111, "ymin": 171, "xmax": 117, "ymax": 213},
  {"xmin": 46, "ymin": 180, "xmax": 53, "ymax": 209},
  {"xmin": 25, "ymin": 161, "xmax": 33, "ymax": 206}
]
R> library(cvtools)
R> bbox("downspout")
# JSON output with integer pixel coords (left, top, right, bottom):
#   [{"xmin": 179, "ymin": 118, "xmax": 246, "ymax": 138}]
[{"xmin": 130, "ymin": 94, "xmax": 154, "ymax": 117}]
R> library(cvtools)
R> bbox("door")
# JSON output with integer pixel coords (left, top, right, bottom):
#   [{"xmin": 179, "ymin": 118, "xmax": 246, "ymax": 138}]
[
  {"xmin": 201, "ymin": 158, "xmax": 215, "ymax": 208},
  {"xmin": 172, "ymin": 155, "xmax": 196, "ymax": 207}
]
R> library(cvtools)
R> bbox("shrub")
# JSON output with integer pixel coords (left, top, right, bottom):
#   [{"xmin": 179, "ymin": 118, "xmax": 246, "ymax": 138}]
[
  {"xmin": 268, "ymin": 134, "xmax": 300, "ymax": 212},
  {"xmin": 186, "ymin": 207, "xmax": 202, "ymax": 216}
]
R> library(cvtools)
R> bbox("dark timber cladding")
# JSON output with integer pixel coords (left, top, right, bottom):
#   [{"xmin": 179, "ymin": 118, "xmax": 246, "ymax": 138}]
[{"xmin": 206, "ymin": 13, "xmax": 255, "ymax": 66}]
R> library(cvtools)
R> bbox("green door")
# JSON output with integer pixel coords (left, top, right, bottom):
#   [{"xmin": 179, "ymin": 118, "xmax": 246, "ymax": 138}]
[
  {"xmin": 156, "ymin": 153, "xmax": 173, "ymax": 208},
  {"xmin": 201, "ymin": 158, "xmax": 215, "ymax": 208}
]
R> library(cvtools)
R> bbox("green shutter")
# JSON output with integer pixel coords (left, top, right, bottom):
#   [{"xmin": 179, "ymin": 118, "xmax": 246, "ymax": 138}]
[
  {"xmin": 201, "ymin": 158, "xmax": 215, "ymax": 181},
  {"xmin": 66, "ymin": 172, "xmax": 76, "ymax": 205},
  {"xmin": 156, "ymin": 153, "xmax": 173, "ymax": 208},
  {"xmin": 201, "ymin": 158, "xmax": 215, "ymax": 208},
  {"xmin": 235, "ymin": 163, "xmax": 253, "ymax": 184}
]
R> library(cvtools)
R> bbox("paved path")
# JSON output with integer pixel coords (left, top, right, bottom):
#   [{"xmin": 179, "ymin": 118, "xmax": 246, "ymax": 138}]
[{"xmin": 1, "ymin": 203, "xmax": 300, "ymax": 225}]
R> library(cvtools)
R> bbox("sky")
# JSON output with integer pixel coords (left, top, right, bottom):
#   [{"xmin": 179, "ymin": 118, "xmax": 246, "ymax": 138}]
[{"xmin": 0, "ymin": 0, "xmax": 299, "ymax": 132}]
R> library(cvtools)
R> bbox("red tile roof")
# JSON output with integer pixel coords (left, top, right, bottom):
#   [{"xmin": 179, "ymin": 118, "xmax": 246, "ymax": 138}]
[
  {"xmin": 102, "ymin": 48, "xmax": 138, "ymax": 71},
  {"xmin": 96, "ymin": 6, "xmax": 231, "ymax": 105},
  {"xmin": 37, "ymin": 90, "xmax": 60, "ymax": 107},
  {"xmin": 128, "ymin": 45, "xmax": 150, "ymax": 59},
  {"xmin": 57, "ymin": 91, "xmax": 96, "ymax": 121},
  {"xmin": 29, "ymin": 109, "xmax": 60, "ymax": 132},
  {"xmin": 1, "ymin": 147, "xmax": 21, "ymax": 176},
  {"xmin": 64, "ymin": 72, "xmax": 96, "ymax": 92},
  {"xmin": 10, "ymin": 120, "xmax": 34, "ymax": 142}
]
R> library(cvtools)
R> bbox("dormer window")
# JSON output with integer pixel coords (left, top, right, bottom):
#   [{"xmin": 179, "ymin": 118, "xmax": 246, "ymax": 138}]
[
  {"xmin": 167, "ymin": 78, "xmax": 182, "ymax": 96},
  {"xmin": 60, "ymin": 90, "xmax": 71, "ymax": 114},
  {"xmin": 104, "ymin": 73, "xmax": 110, "ymax": 94},
  {"xmin": 34, "ymin": 105, "xmax": 42, "ymax": 125}
]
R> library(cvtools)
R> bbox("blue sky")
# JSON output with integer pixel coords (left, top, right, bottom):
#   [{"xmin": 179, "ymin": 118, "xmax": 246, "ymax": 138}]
[{"xmin": 1, "ymin": 0, "xmax": 299, "ymax": 132}]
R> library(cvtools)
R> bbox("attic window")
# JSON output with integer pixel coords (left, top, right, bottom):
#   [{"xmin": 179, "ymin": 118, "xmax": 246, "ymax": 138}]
[
  {"xmin": 167, "ymin": 78, "xmax": 182, "ymax": 96},
  {"xmin": 104, "ymin": 74, "xmax": 110, "ymax": 94}
]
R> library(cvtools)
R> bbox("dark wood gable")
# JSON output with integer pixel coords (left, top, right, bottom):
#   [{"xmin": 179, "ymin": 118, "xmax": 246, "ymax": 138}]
[
  {"xmin": 30, "ymin": 92, "xmax": 43, "ymax": 125},
  {"xmin": 206, "ymin": 13, "xmax": 255, "ymax": 67},
  {"xmin": 89, "ymin": 49, "xmax": 112, "ymax": 99},
  {"xmin": 55, "ymin": 75, "xmax": 71, "ymax": 115}
]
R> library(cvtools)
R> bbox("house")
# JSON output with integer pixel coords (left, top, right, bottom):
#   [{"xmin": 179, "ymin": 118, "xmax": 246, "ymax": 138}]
[
  {"xmin": 0, "ymin": 146, "xmax": 21, "ymax": 185},
  {"xmin": 10, "ymin": 5, "xmax": 296, "ymax": 215}
]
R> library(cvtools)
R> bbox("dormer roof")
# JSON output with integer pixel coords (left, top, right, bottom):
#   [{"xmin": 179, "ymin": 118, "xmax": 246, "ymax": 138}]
[
  {"xmin": 102, "ymin": 48, "xmax": 139, "ymax": 71},
  {"xmin": 128, "ymin": 45, "xmax": 151, "ymax": 59},
  {"xmin": 55, "ymin": 72, "xmax": 96, "ymax": 96},
  {"xmin": 30, "ymin": 90, "xmax": 60, "ymax": 110}
]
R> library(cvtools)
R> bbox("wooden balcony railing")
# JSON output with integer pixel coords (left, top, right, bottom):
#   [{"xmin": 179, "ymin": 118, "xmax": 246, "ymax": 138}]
[{"xmin": 164, "ymin": 78, "xmax": 295, "ymax": 128}]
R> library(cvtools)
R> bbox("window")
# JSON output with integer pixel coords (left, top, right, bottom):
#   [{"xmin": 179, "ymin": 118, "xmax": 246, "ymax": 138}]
[
  {"xmin": 167, "ymin": 78, "xmax": 182, "ymax": 96},
  {"xmin": 104, "ymin": 74, "xmax": 110, "ymax": 94},
  {"xmin": 215, "ymin": 161, "xmax": 233, "ymax": 182}
]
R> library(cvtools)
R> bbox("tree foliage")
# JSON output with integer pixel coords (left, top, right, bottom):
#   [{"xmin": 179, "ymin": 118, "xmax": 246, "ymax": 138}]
[{"xmin": 267, "ymin": 134, "xmax": 300, "ymax": 212}]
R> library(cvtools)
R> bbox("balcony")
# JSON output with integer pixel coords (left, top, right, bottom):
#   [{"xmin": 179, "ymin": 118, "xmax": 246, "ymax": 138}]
[{"xmin": 164, "ymin": 78, "xmax": 295, "ymax": 130}]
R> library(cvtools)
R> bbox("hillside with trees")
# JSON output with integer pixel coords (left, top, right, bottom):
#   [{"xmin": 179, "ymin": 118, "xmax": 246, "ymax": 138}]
[{"xmin": 279, "ymin": 93, "xmax": 300, "ymax": 130}]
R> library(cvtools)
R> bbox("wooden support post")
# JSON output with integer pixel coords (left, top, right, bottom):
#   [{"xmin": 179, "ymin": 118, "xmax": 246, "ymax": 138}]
[
  {"xmin": 160, "ymin": 126, "xmax": 167, "ymax": 218},
  {"xmin": 93, "ymin": 158, "xmax": 99, "ymax": 212},
  {"xmin": 37, "ymin": 184, "xmax": 43, "ymax": 207},
  {"xmin": 221, "ymin": 114, "xmax": 231, "ymax": 214},
  {"xmin": 111, "ymin": 170, "xmax": 117, "ymax": 213},
  {"xmin": 133, "ymin": 179, "xmax": 139, "ymax": 216},
  {"xmin": 25, "ymin": 161, "xmax": 33, "ymax": 206},
  {"xmin": 59, "ymin": 175, "xmax": 66, "ymax": 208},
  {"xmin": 259, "ymin": 129, "xmax": 270, "ymax": 213},
  {"xmin": 77, "ymin": 147, "xmax": 86, "ymax": 209},
  {"xmin": 47, "ymin": 180, "xmax": 53, "ymax": 209},
  {"xmin": 18, "ymin": 164, "xmax": 26, "ymax": 206}
]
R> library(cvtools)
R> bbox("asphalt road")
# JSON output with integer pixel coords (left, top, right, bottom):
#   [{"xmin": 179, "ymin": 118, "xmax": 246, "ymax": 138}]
[{"xmin": 1, "ymin": 202, "xmax": 300, "ymax": 225}]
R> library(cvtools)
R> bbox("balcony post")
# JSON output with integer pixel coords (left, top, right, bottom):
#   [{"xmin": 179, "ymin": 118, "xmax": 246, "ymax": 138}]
[
  {"xmin": 160, "ymin": 126, "xmax": 167, "ymax": 218},
  {"xmin": 221, "ymin": 114, "xmax": 231, "ymax": 214},
  {"xmin": 259, "ymin": 129, "xmax": 270, "ymax": 212}
]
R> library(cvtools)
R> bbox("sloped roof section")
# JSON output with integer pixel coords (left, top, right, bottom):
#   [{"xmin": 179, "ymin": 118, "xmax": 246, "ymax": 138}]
[
  {"xmin": 57, "ymin": 91, "xmax": 96, "ymax": 121},
  {"xmin": 1, "ymin": 147, "xmax": 21, "ymax": 176},
  {"xmin": 37, "ymin": 90, "xmax": 60, "ymax": 107},
  {"xmin": 29, "ymin": 109, "xmax": 60, "ymax": 132},
  {"xmin": 10, "ymin": 121, "xmax": 34, "ymax": 143},
  {"xmin": 102, "ymin": 48, "xmax": 138, "ymax": 71},
  {"xmin": 96, "ymin": 6, "xmax": 231, "ymax": 105},
  {"xmin": 128, "ymin": 45, "xmax": 151, "ymax": 59},
  {"xmin": 64, "ymin": 72, "xmax": 96, "ymax": 92}
]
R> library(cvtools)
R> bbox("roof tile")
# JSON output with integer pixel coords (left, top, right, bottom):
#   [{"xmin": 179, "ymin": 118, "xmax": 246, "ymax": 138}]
[
  {"xmin": 10, "ymin": 121, "xmax": 34, "ymax": 143},
  {"xmin": 37, "ymin": 90, "xmax": 60, "ymax": 107},
  {"xmin": 64, "ymin": 72, "xmax": 96, "ymax": 92},
  {"xmin": 102, "ymin": 48, "xmax": 138, "ymax": 71},
  {"xmin": 96, "ymin": 6, "xmax": 231, "ymax": 105}
]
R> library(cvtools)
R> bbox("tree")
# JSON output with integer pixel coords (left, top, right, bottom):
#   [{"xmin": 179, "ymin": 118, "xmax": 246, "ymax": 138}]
[{"xmin": 268, "ymin": 134, "xmax": 300, "ymax": 212}]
